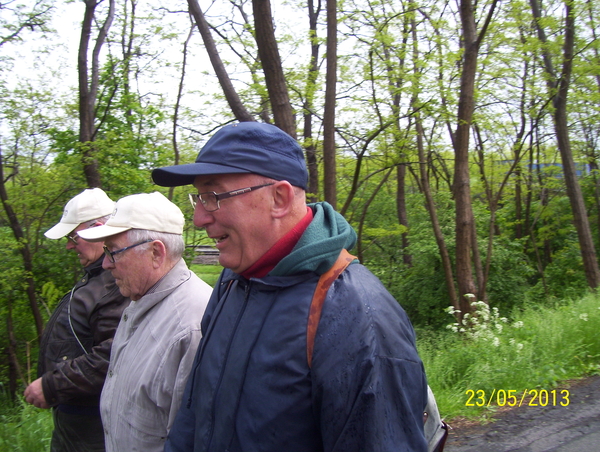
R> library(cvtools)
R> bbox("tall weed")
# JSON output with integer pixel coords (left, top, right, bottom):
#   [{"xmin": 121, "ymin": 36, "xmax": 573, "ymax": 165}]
[
  {"xmin": 419, "ymin": 293, "xmax": 600, "ymax": 421},
  {"xmin": 0, "ymin": 397, "xmax": 52, "ymax": 451}
]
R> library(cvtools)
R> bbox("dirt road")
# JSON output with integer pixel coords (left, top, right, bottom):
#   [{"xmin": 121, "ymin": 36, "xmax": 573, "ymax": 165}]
[{"xmin": 443, "ymin": 375, "xmax": 600, "ymax": 452}]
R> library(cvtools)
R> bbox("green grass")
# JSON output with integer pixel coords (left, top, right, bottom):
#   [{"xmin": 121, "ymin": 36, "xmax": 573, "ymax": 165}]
[
  {"xmin": 419, "ymin": 292, "xmax": 600, "ymax": 423},
  {"xmin": 0, "ymin": 397, "xmax": 52, "ymax": 451},
  {"xmin": 190, "ymin": 263, "xmax": 223, "ymax": 287}
]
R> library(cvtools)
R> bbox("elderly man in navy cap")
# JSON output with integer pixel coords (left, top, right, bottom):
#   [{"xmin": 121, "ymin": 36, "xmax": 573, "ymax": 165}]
[{"xmin": 152, "ymin": 122, "xmax": 428, "ymax": 452}]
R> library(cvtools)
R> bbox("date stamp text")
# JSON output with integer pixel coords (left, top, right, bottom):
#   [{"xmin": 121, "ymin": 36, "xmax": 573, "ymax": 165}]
[{"xmin": 465, "ymin": 389, "xmax": 570, "ymax": 407}]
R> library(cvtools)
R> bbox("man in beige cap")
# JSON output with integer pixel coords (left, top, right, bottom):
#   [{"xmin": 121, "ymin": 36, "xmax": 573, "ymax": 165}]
[
  {"xmin": 24, "ymin": 187, "xmax": 130, "ymax": 452},
  {"xmin": 78, "ymin": 191, "xmax": 212, "ymax": 452}
]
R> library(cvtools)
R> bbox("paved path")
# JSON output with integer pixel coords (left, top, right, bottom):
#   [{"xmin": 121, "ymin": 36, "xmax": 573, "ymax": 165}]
[{"xmin": 443, "ymin": 375, "xmax": 600, "ymax": 452}]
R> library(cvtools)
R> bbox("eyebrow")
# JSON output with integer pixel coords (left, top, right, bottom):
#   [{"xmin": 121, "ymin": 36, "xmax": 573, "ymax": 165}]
[{"xmin": 195, "ymin": 177, "xmax": 225, "ymax": 191}]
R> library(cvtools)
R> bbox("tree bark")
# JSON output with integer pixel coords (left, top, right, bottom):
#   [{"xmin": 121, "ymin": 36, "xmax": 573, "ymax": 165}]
[
  {"xmin": 530, "ymin": 0, "xmax": 600, "ymax": 289},
  {"xmin": 322, "ymin": 0, "xmax": 337, "ymax": 207},
  {"xmin": 252, "ymin": 0, "xmax": 296, "ymax": 136},
  {"xmin": 303, "ymin": 0, "xmax": 321, "ymax": 202},
  {"xmin": 409, "ymin": 2, "xmax": 458, "ymax": 310},
  {"xmin": 453, "ymin": 0, "xmax": 479, "ymax": 315},
  {"xmin": 187, "ymin": 0, "xmax": 255, "ymax": 123},
  {"xmin": 78, "ymin": 0, "xmax": 115, "ymax": 188},
  {"xmin": 413, "ymin": 108, "xmax": 458, "ymax": 310},
  {"xmin": 0, "ymin": 151, "xmax": 43, "ymax": 341}
]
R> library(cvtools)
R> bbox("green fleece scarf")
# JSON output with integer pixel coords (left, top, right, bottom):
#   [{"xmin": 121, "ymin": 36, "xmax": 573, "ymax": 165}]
[{"xmin": 271, "ymin": 202, "xmax": 357, "ymax": 277}]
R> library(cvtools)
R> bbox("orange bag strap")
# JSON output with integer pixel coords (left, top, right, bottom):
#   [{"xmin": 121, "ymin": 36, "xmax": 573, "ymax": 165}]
[{"xmin": 306, "ymin": 249, "xmax": 357, "ymax": 368}]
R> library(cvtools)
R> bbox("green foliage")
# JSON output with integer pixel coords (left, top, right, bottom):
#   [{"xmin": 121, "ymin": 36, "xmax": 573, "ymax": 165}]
[
  {"xmin": 420, "ymin": 293, "xmax": 600, "ymax": 421},
  {"xmin": 0, "ymin": 397, "xmax": 52, "ymax": 451},
  {"xmin": 525, "ymin": 237, "xmax": 589, "ymax": 303}
]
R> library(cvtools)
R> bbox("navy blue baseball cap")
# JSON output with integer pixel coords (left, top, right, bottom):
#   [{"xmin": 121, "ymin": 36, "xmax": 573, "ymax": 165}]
[{"xmin": 152, "ymin": 122, "xmax": 308, "ymax": 190}]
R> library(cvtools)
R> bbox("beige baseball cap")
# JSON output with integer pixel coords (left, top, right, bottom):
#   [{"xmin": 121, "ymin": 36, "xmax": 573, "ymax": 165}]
[
  {"xmin": 45, "ymin": 188, "xmax": 116, "ymax": 240},
  {"xmin": 77, "ymin": 192, "xmax": 184, "ymax": 241}
]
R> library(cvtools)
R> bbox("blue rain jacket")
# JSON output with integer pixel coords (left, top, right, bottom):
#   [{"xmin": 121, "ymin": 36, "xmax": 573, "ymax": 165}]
[{"xmin": 165, "ymin": 202, "xmax": 428, "ymax": 452}]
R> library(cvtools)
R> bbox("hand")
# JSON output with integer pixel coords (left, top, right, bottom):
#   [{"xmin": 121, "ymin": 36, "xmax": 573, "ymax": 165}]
[{"xmin": 24, "ymin": 378, "xmax": 50, "ymax": 409}]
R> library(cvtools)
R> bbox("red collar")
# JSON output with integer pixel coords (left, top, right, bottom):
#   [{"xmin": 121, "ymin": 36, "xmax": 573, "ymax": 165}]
[{"xmin": 241, "ymin": 207, "xmax": 313, "ymax": 279}]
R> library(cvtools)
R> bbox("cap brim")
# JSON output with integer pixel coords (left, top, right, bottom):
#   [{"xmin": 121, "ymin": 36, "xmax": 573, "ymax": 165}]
[
  {"xmin": 151, "ymin": 162, "xmax": 250, "ymax": 187},
  {"xmin": 77, "ymin": 225, "xmax": 131, "ymax": 242},
  {"xmin": 45, "ymin": 222, "xmax": 79, "ymax": 240}
]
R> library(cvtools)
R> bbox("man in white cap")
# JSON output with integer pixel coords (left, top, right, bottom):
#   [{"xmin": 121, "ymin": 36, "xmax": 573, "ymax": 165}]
[
  {"xmin": 78, "ymin": 191, "xmax": 212, "ymax": 452},
  {"xmin": 24, "ymin": 187, "xmax": 130, "ymax": 452}
]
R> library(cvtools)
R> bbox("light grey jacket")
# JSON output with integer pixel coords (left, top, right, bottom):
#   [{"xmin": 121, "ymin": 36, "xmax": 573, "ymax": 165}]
[{"xmin": 100, "ymin": 259, "xmax": 212, "ymax": 452}]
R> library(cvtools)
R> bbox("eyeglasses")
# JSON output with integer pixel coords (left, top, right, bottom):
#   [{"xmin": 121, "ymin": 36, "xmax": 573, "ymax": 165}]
[
  {"xmin": 67, "ymin": 233, "xmax": 79, "ymax": 244},
  {"xmin": 67, "ymin": 223, "xmax": 95, "ymax": 244},
  {"xmin": 103, "ymin": 239, "xmax": 153, "ymax": 263},
  {"xmin": 189, "ymin": 183, "xmax": 274, "ymax": 212}
]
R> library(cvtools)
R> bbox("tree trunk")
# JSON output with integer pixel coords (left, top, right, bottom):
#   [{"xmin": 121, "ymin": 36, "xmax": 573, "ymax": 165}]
[
  {"xmin": 416, "ymin": 117, "xmax": 459, "ymax": 311},
  {"xmin": 530, "ymin": 0, "xmax": 600, "ymax": 289},
  {"xmin": 169, "ymin": 24, "xmax": 195, "ymax": 201},
  {"xmin": 453, "ymin": 0, "xmax": 498, "ymax": 316},
  {"xmin": 78, "ymin": 0, "xmax": 115, "ymax": 188},
  {"xmin": 187, "ymin": 0, "xmax": 255, "ymax": 123},
  {"xmin": 356, "ymin": 168, "xmax": 393, "ymax": 262},
  {"xmin": 396, "ymin": 165, "xmax": 412, "ymax": 267},
  {"xmin": 453, "ymin": 0, "xmax": 479, "ymax": 315},
  {"xmin": 322, "ymin": 0, "xmax": 337, "ymax": 207},
  {"xmin": 409, "ymin": 5, "xmax": 459, "ymax": 311},
  {"xmin": 252, "ymin": 0, "xmax": 296, "ymax": 136},
  {"xmin": 303, "ymin": 0, "xmax": 321, "ymax": 202},
  {"xmin": 0, "ymin": 152, "xmax": 43, "ymax": 341}
]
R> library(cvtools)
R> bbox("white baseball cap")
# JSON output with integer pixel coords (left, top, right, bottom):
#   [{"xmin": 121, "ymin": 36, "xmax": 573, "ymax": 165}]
[
  {"xmin": 77, "ymin": 192, "xmax": 184, "ymax": 240},
  {"xmin": 45, "ymin": 188, "xmax": 116, "ymax": 240}
]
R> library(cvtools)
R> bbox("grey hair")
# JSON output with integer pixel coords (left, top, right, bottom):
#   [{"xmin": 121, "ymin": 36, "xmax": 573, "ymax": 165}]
[{"xmin": 126, "ymin": 229, "xmax": 185, "ymax": 261}]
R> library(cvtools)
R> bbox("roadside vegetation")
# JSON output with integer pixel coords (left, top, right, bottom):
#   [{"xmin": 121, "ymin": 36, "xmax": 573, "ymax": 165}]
[{"xmin": 420, "ymin": 292, "xmax": 600, "ymax": 423}]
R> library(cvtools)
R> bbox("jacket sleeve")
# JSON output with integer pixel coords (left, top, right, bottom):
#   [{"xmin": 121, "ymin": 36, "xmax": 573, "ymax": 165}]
[
  {"xmin": 160, "ymin": 328, "xmax": 203, "ymax": 432},
  {"xmin": 164, "ymin": 355, "xmax": 199, "ymax": 452},
  {"xmin": 312, "ymin": 266, "xmax": 428, "ymax": 452},
  {"xmin": 42, "ymin": 277, "xmax": 128, "ymax": 405}
]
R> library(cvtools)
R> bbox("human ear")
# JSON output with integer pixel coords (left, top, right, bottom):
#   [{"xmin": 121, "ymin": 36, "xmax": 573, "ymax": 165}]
[
  {"xmin": 271, "ymin": 181, "xmax": 295, "ymax": 219},
  {"xmin": 151, "ymin": 240, "xmax": 167, "ymax": 268}
]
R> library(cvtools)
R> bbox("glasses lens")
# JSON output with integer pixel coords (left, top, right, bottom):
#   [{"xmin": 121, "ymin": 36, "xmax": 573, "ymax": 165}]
[
  {"xmin": 202, "ymin": 193, "xmax": 218, "ymax": 211},
  {"xmin": 189, "ymin": 193, "xmax": 198, "ymax": 209},
  {"xmin": 191, "ymin": 192, "xmax": 219, "ymax": 212},
  {"xmin": 103, "ymin": 246, "xmax": 115, "ymax": 263}
]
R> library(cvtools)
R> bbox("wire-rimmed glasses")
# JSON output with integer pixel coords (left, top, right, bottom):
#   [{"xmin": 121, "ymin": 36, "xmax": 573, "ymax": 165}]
[
  {"xmin": 103, "ymin": 239, "xmax": 153, "ymax": 263},
  {"xmin": 189, "ymin": 183, "xmax": 274, "ymax": 212}
]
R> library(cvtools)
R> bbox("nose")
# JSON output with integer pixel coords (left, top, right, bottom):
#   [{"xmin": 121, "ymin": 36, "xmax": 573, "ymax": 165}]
[
  {"xmin": 193, "ymin": 204, "xmax": 214, "ymax": 228},
  {"xmin": 66, "ymin": 240, "xmax": 75, "ymax": 250}
]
